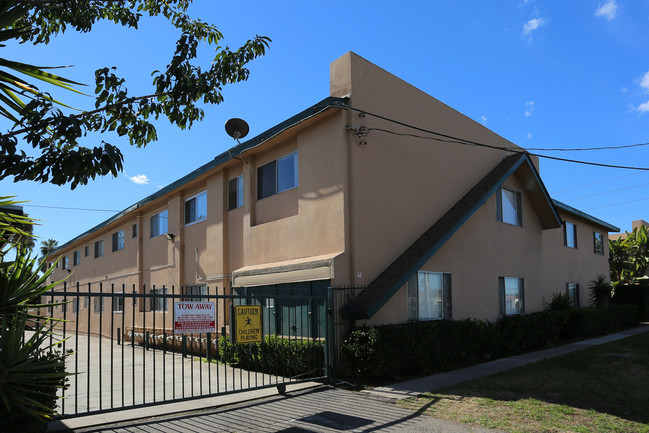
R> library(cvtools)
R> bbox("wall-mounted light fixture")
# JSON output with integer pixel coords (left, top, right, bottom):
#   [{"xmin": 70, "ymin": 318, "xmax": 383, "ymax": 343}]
[{"xmin": 164, "ymin": 233, "xmax": 176, "ymax": 241}]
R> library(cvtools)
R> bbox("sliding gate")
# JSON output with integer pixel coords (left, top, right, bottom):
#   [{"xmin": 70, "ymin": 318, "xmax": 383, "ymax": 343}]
[{"xmin": 41, "ymin": 284, "xmax": 334, "ymax": 419}]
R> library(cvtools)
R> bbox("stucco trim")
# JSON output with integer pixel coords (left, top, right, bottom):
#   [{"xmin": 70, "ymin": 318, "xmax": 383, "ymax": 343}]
[{"xmin": 231, "ymin": 252, "xmax": 342, "ymax": 287}]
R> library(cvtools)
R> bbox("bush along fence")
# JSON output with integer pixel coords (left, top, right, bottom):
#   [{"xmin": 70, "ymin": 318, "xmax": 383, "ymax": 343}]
[
  {"xmin": 613, "ymin": 282, "xmax": 649, "ymax": 322},
  {"xmin": 342, "ymin": 305, "xmax": 638, "ymax": 380}
]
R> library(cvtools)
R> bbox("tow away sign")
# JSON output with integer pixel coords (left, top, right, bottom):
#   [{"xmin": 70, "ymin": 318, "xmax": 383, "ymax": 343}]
[
  {"xmin": 173, "ymin": 302, "xmax": 216, "ymax": 334},
  {"xmin": 233, "ymin": 305, "xmax": 263, "ymax": 344}
]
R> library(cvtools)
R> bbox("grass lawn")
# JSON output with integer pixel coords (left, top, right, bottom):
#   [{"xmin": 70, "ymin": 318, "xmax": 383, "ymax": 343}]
[{"xmin": 398, "ymin": 331, "xmax": 649, "ymax": 433}]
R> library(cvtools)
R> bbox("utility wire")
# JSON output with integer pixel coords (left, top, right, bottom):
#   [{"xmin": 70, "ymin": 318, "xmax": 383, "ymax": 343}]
[
  {"xmin": 551, "ymin": 172, "xmax": 641, "ymax": 194},
  {"xmin": 586, "ymin": 196, "xmax": 649, "ymax": 211},
  {"xmin": 23, "ymin": 204, "xmax": 120, "ymax": 213},
  {"xmin": 346, "ymin": 106, "xmax": 649, "ymax": 171},
  {"xmin": 563, "ymin": 181, "xmax": 649, "ymax": 202}
]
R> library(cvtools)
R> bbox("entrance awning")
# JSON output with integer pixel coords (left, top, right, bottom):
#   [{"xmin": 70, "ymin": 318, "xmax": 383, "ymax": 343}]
[{"xmin": 231, "ymin": 252, "xmax": 342, "ymax": 287}]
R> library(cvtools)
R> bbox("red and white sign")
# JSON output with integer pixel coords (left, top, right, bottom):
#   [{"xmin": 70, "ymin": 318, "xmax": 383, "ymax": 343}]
[{"xmin": 173, "ymin": 302, "xmax": 216, "ymax": 334}]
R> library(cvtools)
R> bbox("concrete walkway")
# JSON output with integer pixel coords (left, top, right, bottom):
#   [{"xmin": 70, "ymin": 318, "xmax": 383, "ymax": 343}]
[
  {"xmin": 364, "ymin": 324, "xmax": 649, "ymax": 400},
  {"xmin": 49, "ymin": 325, "xmax": 649, "ymax": 432}
]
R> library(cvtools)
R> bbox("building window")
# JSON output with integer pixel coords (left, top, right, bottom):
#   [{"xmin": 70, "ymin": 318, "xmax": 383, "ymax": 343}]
[
  {"xmin": 112, "ymin": 230, "xmax": 125, "ymax": 252},
  {"xmin": 150, "ymin": 210, "xmax": 168, "ymax": 238},
  {"xmin": 72, "ymin": 298, "xmax": 79, "ymax": 313},
  {"xmin": 84, "ymin": 296, "xmax": 90, "ymax": 308},
  {"xmin": 566, "ymin": 283, "xmax": 579, "ymax": 307},
  {"xmin": 73, "ymin": 250, "xmax": 80, "ymax": 266},
  {"xmin": 228, "ymin": 175, "xmax": 244, "ymax": 210},
  {"xmin": 132, "ymin": 223, "xmax": 138, "ymax": 238},
  {"xmin": 564, "ymin": 222, "xmax": 577, "ymax": 248},
  {"xmin": 499, "ymin": 277, "xmax": 525, "ymax": 315},
  {"xmin": 593, "ymin": 232, "xmax": 604, "ymax": 255},
  {"xmin": 94, "ymin": 297, "xmax": 104, "ymax": 313},
  {"xmin": 84, "ymin": 246, "xmax": 89, "ymax": 257},
  {"xmin": 185, "ymin": 192, "xmax": 207, "ymax": 225},
  {"xmin": 113, "ymin": 293, "xmax": 124, "ymax": 313},
  {"xmin": 150, "ymin": 288, "xmax": 168, "ymax": 311},
  {"xmin": 185, "ymin": 285, "xmax": 208, "ymax": 301},
  {"xmin": 407, "ymin": 271, "xmax": 452, "ymax": 321},
  {"xmin": 257, "ymin": 152, "xmax": 298, "ymax": 200},
  {"xmin": 94, "ymin": 240, "xmax": 104, "ymax": 258},
  {"xmin": 497, "ymin": 187, "xmax": 522, "ymax": 226},
  {"xmin": 61, "ymin": 256, "xmax": 68, "ymax": 270}
]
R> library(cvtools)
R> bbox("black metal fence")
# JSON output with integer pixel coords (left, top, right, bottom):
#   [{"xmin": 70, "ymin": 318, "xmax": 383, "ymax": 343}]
[{"xmin": 40, "ymin": 283, "xmax": 334, "ymax": 419}]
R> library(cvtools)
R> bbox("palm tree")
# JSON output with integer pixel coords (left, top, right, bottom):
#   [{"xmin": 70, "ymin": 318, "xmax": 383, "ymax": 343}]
[{"xmin": 39, "ymin": 238, "xmax": 58, "ymax": 271}]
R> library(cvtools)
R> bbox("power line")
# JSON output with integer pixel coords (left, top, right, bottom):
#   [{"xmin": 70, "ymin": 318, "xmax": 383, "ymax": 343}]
[
  {"xmin": 526, "ymin": 142, "xmax": 649, "ymax": 152},
  {"xmin": 347, "ymin": 106, "xmax": 649, "ymax": 171},
  {"xmin": 551, "ymin": 172, "xmax": 641, "ymax": 194},
  {"xmin": 586, "ymin": 196, "xmax": 649, "ymax": 211},
  {"xmin": 23, "ymin": 204, "xmax": 120, "ymax": 213},
  {"xmin": 563, "ymin": 181, "xmax": 649, "ymax": 202}
]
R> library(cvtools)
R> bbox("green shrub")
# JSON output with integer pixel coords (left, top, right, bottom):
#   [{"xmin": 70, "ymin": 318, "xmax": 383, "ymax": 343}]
[
  {"xmin": 545, "ymin": 292, "xmax": 573, "ymax": 311},
  {"xmin": 589, "ymin": 275, "xmax": 613, "ymax": 307},
  {"xmin": 342, "ymin": 305, "xmax": 638, "ymax": 381},
  {"xmin": 613, "ymin": 283, "xmax": 649, "ymax": 321},
  {"xmin": 218, "ymin": 335, "xmax": 324, "ymax": 378}
]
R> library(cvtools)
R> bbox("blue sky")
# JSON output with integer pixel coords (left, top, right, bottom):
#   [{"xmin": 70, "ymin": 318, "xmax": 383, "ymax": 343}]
[{"xmin": 3, "ymin": 0, "xmax": 649, "ymax": 249}]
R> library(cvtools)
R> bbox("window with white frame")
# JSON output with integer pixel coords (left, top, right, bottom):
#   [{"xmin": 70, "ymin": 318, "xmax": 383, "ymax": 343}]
[
  {"xmin": 73, "ymin": 250, "xmax": 80, "ymax": 266},
  {"xmin": 150, "ymin": 210, "xmax": 168, "ymax": 238},
  {"xmin": 61, "ymin": 256, "xmax": 68, "ymax": 270},
  {"xmin": 113, "ymin": 293, "xmax": 124, "ymax": 313},
  {"xmin": 497, "ymin": 186, "xmax": 522, "ymax": 226},
  {"xmin": 150, "ymin": 287, "xmax": 168, "ymax": 311},
  {"xmin": 566, "ymin": 283, "xmax": 579, "ymax": 307},
  {"xmin": 112, "ymin": 230, "xmax": 125, "ymax": 252},
  {"xmin": 228, "ymin": 175, "xmax": 244, "ymax": 210},
  {"xmin": 94, "ymin": 297, "xmax": 104, "ymax": 313},
  {"xmin": 564, "ymin": 222, "xmax": 577, "ymax": 248},
  {"xmin": 94, "ymin": 240, "xmax": 104, "ymax": 258},
  {"xmin": 257, "ymin": 152, "xmax": 298, "ymax": 200},
  {"xmin": 185, "ymin": 192, "xmax": 207, "ymax": 225},
  {"xmin": 499, "ymin": 277, "xmax": 524, "ymax": 315},
  {"xmin": 185, "ymin": 285, "xmax": 208, "ymax": 301},
  {"xmin": 407, "ymin": 271, "xmax": 452, "ymax": 321},
  {"xmin": 593, "ymin": 232, "xmax": 604, "ymax": 255}
]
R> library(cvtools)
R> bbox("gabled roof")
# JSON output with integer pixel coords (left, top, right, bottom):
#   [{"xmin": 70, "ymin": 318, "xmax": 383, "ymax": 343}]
[
  {"xmin": 53, "ymin": 97, "xmax": 349, "ymax": 254},
  {"xmin": 340, "ymin": 152, "xmax": 561, "ymax": 320},
  {"xmin": 552, "ymin": 199, "xmax": 620, "ymax": 232}
]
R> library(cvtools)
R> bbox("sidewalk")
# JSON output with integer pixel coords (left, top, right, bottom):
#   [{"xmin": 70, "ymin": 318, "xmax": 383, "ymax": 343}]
[{"xmin": 364, "ymin": 324, "xmax": 649, "ymax": 400}]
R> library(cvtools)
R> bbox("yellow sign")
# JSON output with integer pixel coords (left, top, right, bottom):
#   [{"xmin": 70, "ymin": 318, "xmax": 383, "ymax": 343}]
[{"xmin": 234, "ymin": 305, "xmax": 263, "ymax": 344}]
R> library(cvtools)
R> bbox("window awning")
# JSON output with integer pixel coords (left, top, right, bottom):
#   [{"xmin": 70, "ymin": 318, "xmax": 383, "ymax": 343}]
[{"xmin": 231, "ymin": 252, "xmax": 342, "ymax": 287}]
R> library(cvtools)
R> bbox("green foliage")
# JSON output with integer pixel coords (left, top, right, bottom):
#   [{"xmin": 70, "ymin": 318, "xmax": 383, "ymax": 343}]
[
  {"xmin": 218, "ymin": 335, "xmax": 324, "ymax": 379},
  {"xmin": 589, "ymin": 275, "xmax": 614, "ymax": 307},
  {"xmin": 609, "ymin": 225, "xmax": 649, "ymax": 286},
  {"xmin": 0, "ymin": 199, "xmax": 70, "ymax": 429},
  {"xmin": 342, "ymin": 306, "xmax": 638, "ymax": 381},
  {"xmin": 613, "ymin": 282, "xmax": 649, "ymax": 322},
  {"xmin": 1, "ymin": 0, "xmax": 270, "ymax": 189},
  {"xmin": 545, "ymin": 292, "xmax": 573, "ymax": 311}
]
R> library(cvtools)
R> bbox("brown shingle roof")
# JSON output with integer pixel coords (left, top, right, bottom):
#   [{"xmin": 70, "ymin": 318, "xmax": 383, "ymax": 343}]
[{"xmin": 340, "ymin": 153, "xmax": 532, "ymax": 320}]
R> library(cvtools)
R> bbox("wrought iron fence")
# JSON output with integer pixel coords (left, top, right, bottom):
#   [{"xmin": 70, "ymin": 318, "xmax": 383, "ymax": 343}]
[{"xmin": 40, "ymin": 283, "xmax": 333, "ymax": 419}]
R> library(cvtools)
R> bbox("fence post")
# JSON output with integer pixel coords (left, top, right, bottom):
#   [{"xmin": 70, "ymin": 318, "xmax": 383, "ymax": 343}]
[
  {"xmin": 117, "ymin": 328, "xmax": 121, "ymax": 345},
  {"xmin": 206, "ymin": 332, "xmax": 212, "ymax": 362},
  {"xmin": 325, "ymin": 286, "xmax": 336, "ymax": 384}
]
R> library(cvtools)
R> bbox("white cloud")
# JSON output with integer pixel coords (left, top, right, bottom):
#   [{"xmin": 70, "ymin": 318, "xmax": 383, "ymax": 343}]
[
  {"xmin": 640, "ymin": 71, "xmax": 649, "ymax": 92},
  {"xmin": 128, "ymin": 174, "xmax": 150, "ymax": 185},
  {"xmin": 480, "ymin": 116, "xmax": 487, "ymax": 125},
  {"xmin": 595, "ymin": 1, "xmax": 618, "ymax": 20},
  {"xmin": 522, "ymin": 18, "xmax": 547, "ymax": 38},
  {"xmin": 524, "ymin": 101, "xmax": 535, "ymax": 117},
  {"xmin": 621, "ymin": 87, "xmax": 628, "ymax": 93},
  {"xmin": 636, "ymin": 101, "xmax": 649, "ymax": 113},
  {"xmin": 527, "ymin": 132, "xmax": 533, "ymax": 139}
]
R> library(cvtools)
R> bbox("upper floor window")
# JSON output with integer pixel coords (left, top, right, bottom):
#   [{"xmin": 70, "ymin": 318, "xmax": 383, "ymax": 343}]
[
  {"xmin": 94, "ymin": 240, "xmax": 104, "ymax": 258},
  {"xmin": 497, "ymin": 186, "xmax": 522, "ymax": 226},
  {"xmin": 61, "ymin": 256, "xmax": 68, "ymax": 270},
  {"xmin": 593, "ymin": 232, "xmax": 604, "ymax": 255},
  {"xmin": 84, "ymin": 245, "xmax": 89, "ymax": 257},
  {"xmin": 407, "ymin": 271, "xmax": 452, "ymax": 321},
  {"xmin": 257, "ymin": 152, "xmax": 298, "ymax": 200},
  {"xmin": 73, "ymin": 250, "xmax": 80, "ymax": 266},
  {"xmin": 499, "ymin": 277, "xmax": 524, "ymax": 315},
  {"xmin": 228, "ymin": 175, "xmax": 244, "ymax": 210},
  {"xmin": 564, "ymin": 222, "xmax": 577, "ymax": 248},
  {"xmin": 150, "ymin": 210, "xmax": 168, "ymax": 238},
  {"xmin": 185, "ymin": 192, "xmax": 207, "ymax": 225},
  {"xmin": 132, "ymin": 223, "xmax": 138, "ymax": 238},
  {"xmin": 112, "ymin": 230, "xmax": 125, "ymax": 252}
]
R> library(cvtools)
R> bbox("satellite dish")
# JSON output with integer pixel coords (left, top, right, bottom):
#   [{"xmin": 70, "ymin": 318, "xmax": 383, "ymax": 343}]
[{"xmin": 225, "ymin": 118, "xmax": 249, "ymax": 142}]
